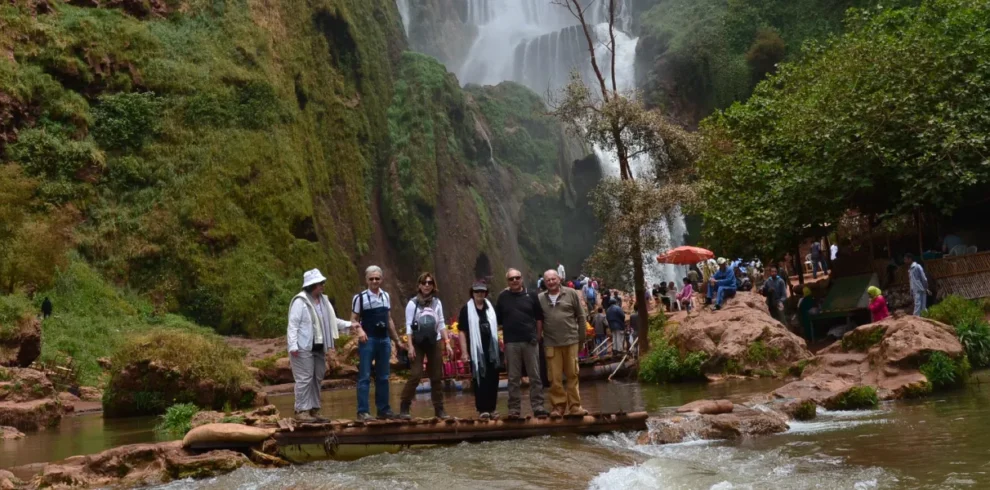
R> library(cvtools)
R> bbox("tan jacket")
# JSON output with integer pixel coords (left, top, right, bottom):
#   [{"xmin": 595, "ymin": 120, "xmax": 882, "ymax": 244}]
[{"xmin": 538, "ymin": 287, "xmax": 586, "ymax": 347}]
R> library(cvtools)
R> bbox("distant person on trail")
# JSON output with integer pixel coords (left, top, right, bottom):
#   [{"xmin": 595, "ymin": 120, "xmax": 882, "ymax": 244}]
[
  {"xmin": 287, "ymin": 269, "xmax": 358, "ymax": 421},
  {"xmin": 557, "ymin": 262, "xmax": 566, "ymax": 280},
  {"xmin": 592, "ymin": 307, "xmax": 609, "ymax": 351},
  {"xmin": 583, "ymin": 282, "xmax": 597, "ymax": 315},
  {"xmin": 677, "ymin": 277, "xmax": 694, "ymax": 312},
  {"xmin": 399, "ymin": 272, "xmax": 451, "ymax": 420},
  {"xmin": 495, "ymin": 268, "xmax": 547, "ymax": 418},
  {"xmin": 459, "ymin": 283, "xmax": 501, "ymax": 419},
  {"xmin": 352, "ymin": 266, "xmax": 404, "ymax": 421},
  {"xmin": 538, "ymin": 269, "xmax": 588, "ymax": 417},
  {"xmin": 606, "ymin": 299, "xmax": 625, "ymax": 355},
  {"xmin": 41, "ymin": 297, "xmax": 52, "ymax": 319},
  {"xmin": 905, "ymin": 253, "xmax": 930, "ymax": 316},
  {"xmin": 706, "ymin": 258, "xmax": 737, "ymax": 310},
  {"xmin": 868, "ymin": 286, "xmax": 890, "ymax": 323},
  {"xmin": 811, "ymin": 239, "xmax": 829, "ymax": 279}
]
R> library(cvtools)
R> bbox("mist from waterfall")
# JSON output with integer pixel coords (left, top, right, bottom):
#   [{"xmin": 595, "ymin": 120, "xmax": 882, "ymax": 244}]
[{"xmin": 397, "ymin": 0, "xmax": 687, "ymax": 286}]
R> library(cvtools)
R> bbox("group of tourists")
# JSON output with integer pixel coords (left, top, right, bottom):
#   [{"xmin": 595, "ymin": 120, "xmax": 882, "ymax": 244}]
[{"xmin": 286, "ymin": 266, "xmax": 591, "ymax": 422}]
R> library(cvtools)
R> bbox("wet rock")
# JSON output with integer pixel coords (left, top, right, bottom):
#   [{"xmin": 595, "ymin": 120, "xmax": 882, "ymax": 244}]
[
  {"xmin": 0, "ymin": 316, "xmax": 41, "ymax": 368},
  {"xmin": 777, "ymin": 398, "xmax": 818, "ymax": 421},
  {"xmin": 639, "ymin": 405, "xmax": 788, "ymax": 445},
  {"xmin": 669, "ymin": 292, "xmax": 813, "ymax": 375},
  {"xmin": 30, "ymin": 441, "xmax": 248, "ymax": 488},
  {"xmin": 1, "ymin": 425, "xmax": 25, "ymax": 440},
  {"xmin": 676, "ymin": 399, "xmax": 734, "ymax": 415},
  {"xmin": 774, "ymin": 315, "xmax": 964, "ymax": 402}
]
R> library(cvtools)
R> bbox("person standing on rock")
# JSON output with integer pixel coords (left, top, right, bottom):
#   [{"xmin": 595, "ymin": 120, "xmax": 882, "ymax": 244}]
[
  {"xmin": 495, "ymin": 268, "xmax": 548, "ymax": 418},
  {"xmin": 459, "ymin": 282, "xmax": 502, "ymax": 419},
  {"xmin": 905, "ymin": 253, "xmax": 930, "ymax": 316},
  {"xmin": 287, "ymin": 269, "xmax": 359, "ymax": 422},
  {"xmin": 538, "ymin": 269, "xmax": 588, "ymax": 417},
  {"xmin": 762, "ymin": 266, "xmax": 787, "ymax": 323},
  {"xmin": 399, "ymin": 272, "xmax": 452, "ymax": 420},
  {"xmin": 351, "ymin": 265, "xmax": 404, "ymax": 421}
]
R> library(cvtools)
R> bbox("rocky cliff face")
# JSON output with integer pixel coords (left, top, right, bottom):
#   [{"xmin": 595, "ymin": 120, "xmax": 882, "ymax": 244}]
[{"xmin": 0, "ymin": 0, "xmax": 594, "ymax": 336}]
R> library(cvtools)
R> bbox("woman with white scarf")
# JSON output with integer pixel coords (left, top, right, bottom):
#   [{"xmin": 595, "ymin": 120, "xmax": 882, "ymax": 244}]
[{"xmin": 458, "ymin": 282, "xmax": 501, "ymax": 419}]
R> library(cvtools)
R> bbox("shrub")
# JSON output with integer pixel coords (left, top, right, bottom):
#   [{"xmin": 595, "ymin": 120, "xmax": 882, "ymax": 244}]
[
  {"xmin": 110, "ymin": 329, "xmax": 253, "ymax": 390},
  {"xmin": 638, "ymin": 329, "xmax": 708, "ymax": 383},
  {"xmin": 789, "ymin": 359, "xmax": 812, "ymax": 378},
  {"xmin": 155, "ymin": 403, "xmax": 199, "ymax": 438},
  {"xmin": 830, "ymin": 386, "xmax": 879, "ymax": 410},
  {"xmin": 841, "ymin": 327, "xmax": 886, "ymax": 352},
  {"xmin": 746, "ymin": 339, "xmax": 782, "ymax": 363},
  {"xmin": 792, "ymin": 400, "xmax": 817, "ymax": 421},
  {"xmin": 924, "ymin": 295, "xmax": 984, "ymax": 329},
  {"xmin": 955, "ymin": 319, "xmax": 990, "ymax": 368},
  {"xmin": 91, "ymin": 92, "xmax": 161, "ymax": 150},
  {"xmin": 920, "ymin": 351, "xmax": 969, "ymax": 390},
  {"xmin": 0, "ymin": 294, "xmax": 34, "ymax": 341}
]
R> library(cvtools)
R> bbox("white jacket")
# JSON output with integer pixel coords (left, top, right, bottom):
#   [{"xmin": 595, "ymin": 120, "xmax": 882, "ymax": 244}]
[{"xmin": 287, "ymin": 292, "xmax": 351, "ymax": 353}]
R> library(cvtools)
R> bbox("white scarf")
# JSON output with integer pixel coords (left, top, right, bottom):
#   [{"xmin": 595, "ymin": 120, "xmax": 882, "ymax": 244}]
[
  {"xmin": 294, "ymin": 292, "xmax": 339, "ymax": 348},
  {"xmin": 466, "ymin": 299, "xmax": 500, "ymax": 381}
]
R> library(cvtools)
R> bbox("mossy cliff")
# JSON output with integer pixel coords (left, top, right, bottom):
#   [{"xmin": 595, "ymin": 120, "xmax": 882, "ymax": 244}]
[{"xmin": 0, "ymin": 0, "xmax": 594, "ymax": 379}]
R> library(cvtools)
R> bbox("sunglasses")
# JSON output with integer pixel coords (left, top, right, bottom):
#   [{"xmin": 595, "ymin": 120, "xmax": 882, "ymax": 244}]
[
  {"xmin": 508, "ymin": 276, "xmax": 522, "ymax": 281},
  {"xmin": 368, "ymin": 277, "xmax": 382, "ymax": 282},
  {"xmin": 421, "ymin": 280, "xmax": 434, "ymax": 285}
]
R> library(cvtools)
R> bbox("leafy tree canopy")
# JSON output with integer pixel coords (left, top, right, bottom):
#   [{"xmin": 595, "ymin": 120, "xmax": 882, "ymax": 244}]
[{"xmin": 697, "ymin": 0, "xmax": 990, "ymax": 258}]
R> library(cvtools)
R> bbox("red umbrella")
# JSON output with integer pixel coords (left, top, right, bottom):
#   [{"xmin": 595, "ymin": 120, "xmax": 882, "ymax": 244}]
[{"xmin": 656, "ymin": 246, "xmax": 714, "ymax": 265}]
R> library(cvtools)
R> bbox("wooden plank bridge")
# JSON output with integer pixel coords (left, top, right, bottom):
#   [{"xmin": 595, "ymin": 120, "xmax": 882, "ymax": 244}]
[{"xmin": 257, "ymin": 412, "xmax": 648, "ymax": 448}]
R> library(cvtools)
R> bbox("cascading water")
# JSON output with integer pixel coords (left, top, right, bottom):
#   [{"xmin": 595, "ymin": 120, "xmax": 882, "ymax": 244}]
[
  {"xmin": 396, "ymin": 0, "xmax": 687, "ymax": 285},
  {"xmin": 396, "ymin": 0, "xmax": 410, "ymax": 36}
]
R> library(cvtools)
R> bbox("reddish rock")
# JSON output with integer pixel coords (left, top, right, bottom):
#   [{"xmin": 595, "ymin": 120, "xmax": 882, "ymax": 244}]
[
  {"xmin": 0, "ymin": 316, "xmax": 41, "ymax": 368},
  {"xmin": 1, "ymin": 425, "xmax": 25, "ymax": 440},
  {"xmin": 0, "ymin": 368, "xmax": 61, "ymax": 431},
  {"xmin": 774, "ymin": 315, "xmax": 964, "ymax": 403},
  {"xmin": 640, "ymin": 405, "xmax": 788, "ymax": 445},
  {"xmin": 669, "ymin": 292, "xmax": 813, "ymax": 375},
  {"xmin": 0, "ymin": 469, "xmax": 20, "ymax": 490},
  {"xmin": 78, "ymin": 387, "xmax": 103, "ymax": 402},
  {"xmin": 676, "ymin": 399, "xmax": 734, "ymax": 415}
]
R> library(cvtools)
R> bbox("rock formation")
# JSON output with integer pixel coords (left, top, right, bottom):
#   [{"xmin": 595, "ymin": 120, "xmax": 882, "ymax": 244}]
[
  {"xmin": 0, "ymin": 316, "xmax": 41, "ymax": 368},
  {"xmin": 0, "ymin": 367, "xmax": 62, "ymax": 431},
  {"xmin": 638, "ymin": 399, "xmax": 789, "ymax": 445},
  {"xmin": 669, "ymin": 292, "xmax": 813, "ymax": 376}
]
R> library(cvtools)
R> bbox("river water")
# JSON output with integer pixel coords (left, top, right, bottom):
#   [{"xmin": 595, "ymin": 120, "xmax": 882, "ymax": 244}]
[{"xmin": 6, "ymin": 376, "xmax": 990, "ymax": 489}]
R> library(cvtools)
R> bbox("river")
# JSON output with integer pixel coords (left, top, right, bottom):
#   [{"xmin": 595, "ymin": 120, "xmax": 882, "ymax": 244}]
[{"xmin": 6, "ymin": 376, "xmax": 990, "ymax": 488}]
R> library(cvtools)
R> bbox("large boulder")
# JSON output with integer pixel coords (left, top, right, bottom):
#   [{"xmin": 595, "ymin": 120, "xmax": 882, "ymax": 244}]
[
  {"xmin": 0, "ymin": 316, "xmax": 41, "ymax": 368},
  {"xmin": 104, "ymin": 330, "xmax": 267, "ymax": 418},
  {"xmin": 669, "ymin": 292, "xmax": 813, "ymax": 375},
  {"xmin": 638, "ymin": 402, "xmax": 788, "ymax": 445},
  {"xmin": 774, "ymin": 314, "xmax": 964, "ymax": 403},
  {"xmin": 0, "ymin": 367, "xmax": 61, "ymax": 431},
  {"xmin": 30, "ymin": 441, "xmax": 249, "ymax": 488},
  {"xmin": 1, "ymin": 425, "xmax": 25, "ymax": 440}
]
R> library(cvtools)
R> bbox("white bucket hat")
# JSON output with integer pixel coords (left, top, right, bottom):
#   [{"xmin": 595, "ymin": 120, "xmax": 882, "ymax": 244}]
[{"xmin": 302, "ymin": 268, "xmax": 327, "ymax": 288}]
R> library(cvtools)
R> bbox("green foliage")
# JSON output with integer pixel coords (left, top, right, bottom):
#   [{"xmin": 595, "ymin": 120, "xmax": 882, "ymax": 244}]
[
  {"xmin": 91, "ymin": 92, "xmax": 161, "ymax": 151},
  {"xmin": 465, "ymin": 82, "xmax": 560, "ymax": 176},
  {"xmin": 841, "ymin": 327, "xmax": 887, "ymax": 352},
  {"xmin": 746, "ymin": 340, "xmax": 782, "ymax": 363},
  {"xmin": 696, "ymin": 0, "xmax": 990, "ymax": 258},
  {"xmin": 250, "ymin": 352, "xmax": 287, "ymax": 371},
  {"xmin": 639, "ymin": 327, "xmax": 708, "ymax": 384},
  {"xmin": 0, "ymin": 293, "xmax": 33, "ymax": 341},
  {"xmin": 831, "ymin": 386, "xmax": 879, "ymax": 410},
  {"xmin": 924, "ymin": 295, "xmax": 985, "ymax": 328},
  {"xmin": 155, "ymin": 403, "xmax": 200, "ymax": 438},
  {"xmin": 920, "ymin": 351, "xmax": 969, "ymax": 390},
  {"xmin": 901, "ymin": 381, "xmax": 933, "ymax": 398},
  {"xmin": 788, "ymin": 359, "xmax": 812, "ymax": 377},
  {"xmin": 792, "ymin": 400, "xmax": 817, "ymax": 420},
  {"xmin": 220, "ymin": 415, "xmax": 245, "ymax": 424},
  {"xmin": 110, "ymin": 329, "xmax": 253, "ymax": 391},
  {"xmin": 955, "ymin": 320, "xmax": 990, "ymax": 368},
  {"xmin": 0, "ymin": 367, "xmax": 10, "ymax": 382}
]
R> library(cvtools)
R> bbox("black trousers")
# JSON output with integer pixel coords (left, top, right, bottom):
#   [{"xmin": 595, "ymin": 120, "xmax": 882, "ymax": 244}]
[{"xmin": 474, "ymin": 361, "xmax": 500, "ymax": 413}]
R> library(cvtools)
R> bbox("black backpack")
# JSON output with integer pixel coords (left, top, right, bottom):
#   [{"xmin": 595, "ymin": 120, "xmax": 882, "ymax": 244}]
[{"xmin": 410, "ymin": 299, "xmax": 440, "ymax": 348}]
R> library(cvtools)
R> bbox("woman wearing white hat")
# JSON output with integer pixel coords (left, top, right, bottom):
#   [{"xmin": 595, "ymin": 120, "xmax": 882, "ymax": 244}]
[{"xmin": 287, "ymin": 268, "xmax": 359, "ymax": 421}]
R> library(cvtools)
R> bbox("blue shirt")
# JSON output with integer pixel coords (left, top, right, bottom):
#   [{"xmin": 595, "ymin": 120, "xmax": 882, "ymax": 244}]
[{"xmin": 606, "ymin": 304, "xmax": 625, "ymax": 331}]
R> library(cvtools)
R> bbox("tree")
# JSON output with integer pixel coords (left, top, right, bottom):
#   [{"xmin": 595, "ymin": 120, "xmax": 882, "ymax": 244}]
[
  {"xmin": 550, "ymin": 0, "xmax": 697, "ymax": 353},
  {"xmin": 698, "ymin": 0, "xmax": 990, "ymax": 259}
]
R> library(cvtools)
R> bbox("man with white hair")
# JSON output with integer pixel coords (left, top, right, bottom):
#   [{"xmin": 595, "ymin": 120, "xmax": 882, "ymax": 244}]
[
  {"xmin": 351, "ymin": 265, "xmax": 404, "ymax": 421},
  {"xmin": 537, "ymin": 269, "xmax": 588, "ymax": 416},
  {"xmin": 287, "ymin": 268, "xmax": 359, "ymax": 421}
]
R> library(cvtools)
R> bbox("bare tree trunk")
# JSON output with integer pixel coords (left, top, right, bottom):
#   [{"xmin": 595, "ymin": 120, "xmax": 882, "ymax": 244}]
[
  {"xmin": 608, "ymin": 0, "xmax": 618, "ymax": 96},
  {"xmin": 564, "ymin": 0, "xmax": 610, "ymax": 103},
  {"xmin": 632, "ymin": 235, "xmax": 650, "ymax": 354}
]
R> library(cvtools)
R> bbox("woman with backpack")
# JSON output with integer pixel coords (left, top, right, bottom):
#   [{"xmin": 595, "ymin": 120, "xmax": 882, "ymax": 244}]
[
  {"xmin": 458, "ymin": 282, "xmax": 501, "ymax": 419},
  {"xmin": 399, "ymin": 272, "xmax": 452, "ymax": 420}
]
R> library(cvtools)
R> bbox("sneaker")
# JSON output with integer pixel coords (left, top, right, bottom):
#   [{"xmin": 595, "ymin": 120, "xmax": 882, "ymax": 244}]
[
  {"xmin": 479, "ymin": 412, "xmax": 491, "ymax": 420},
  {"xmin": 309, "ymin": 409, "xmax": 329, "ymax": 422},
  {"xmin": 378, "ymin": 409, "xmax": 396, "ymax": 420},
  {"xmin": 435, "ymin": 408, "xmax": 451, "ymax": 420},
  {"xmin": 295, "ymin": 411, "xmax": 315, "ymax": 422},
  {"xmin": 356, "ymin": 412, "xmax": 374, "ymax": 422},
  {"xmin": 399, "ymin": 402, "xmax": 412, "ymax": 420},
  {"xmin": 533, "ymin": 409, "xmax": 550, "ymax": 418}
]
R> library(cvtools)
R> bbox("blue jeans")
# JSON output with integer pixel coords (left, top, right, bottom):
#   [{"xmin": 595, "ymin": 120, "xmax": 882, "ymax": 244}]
[
  {"xmin": 357, "ymin": 337, "xmax": 392, "ymax": 415},
  {"xmin": 812, "ymin": 258, "xmax": 828, "ymax": 278},
  {"xmin": 716, "ymin": 286, "xmax": 736, "ymax": 307},
  {"xmin": 913, "ymin": 290, "xmax": 927, "ymax": 316}
]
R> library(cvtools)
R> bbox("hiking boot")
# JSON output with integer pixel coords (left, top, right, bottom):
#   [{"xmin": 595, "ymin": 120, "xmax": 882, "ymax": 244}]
[
  {"xmin": 533, "ymin": 409, "xmax": 550, "ymax": 418},
  {"xmin": 399, "ymin": 401, "xmax": 412, "ymax": 420},
  {"xmin": 295, "ymin": 410, "xmax": 315, "ymax": 422},
  {"xmin": 309, "ymin": 409, "xmax": 329, "ymax": 423},
  {"xmin": 435, "ymin": 408, "xmax": 451, "ymax": 420},
  {"xmin": 549, "ymin": 408, "xmax": 564, "ymax": 418},
  {"xmin": 378, "ymin": 409, "xmax": 396, "ymax": 420},
  {"xmin": 479, "ymin": 412, "xmax": 491, "ymax": 420},
  {"xmin": 568, "ymin": 406, "xmax": 589, "ymax": 416},
  {"xmin": 356, "ymin": 412, "xmax": 374, "ymax": 422}
]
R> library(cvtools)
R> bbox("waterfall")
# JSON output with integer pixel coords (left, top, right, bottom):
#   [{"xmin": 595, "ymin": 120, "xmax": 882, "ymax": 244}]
[
  {"xmin": 395, "ymin": 0, "xmax": 411, "ymax": 36},
  {"xmin": 395, "ymin": 0, "xmax": 688, "ymax": 286}
]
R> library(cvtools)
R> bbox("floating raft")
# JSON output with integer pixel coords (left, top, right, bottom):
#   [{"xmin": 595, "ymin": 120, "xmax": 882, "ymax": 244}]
[{"xmin": 267, "ymin": 412, "xmax": 648, "ymax": 447}]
